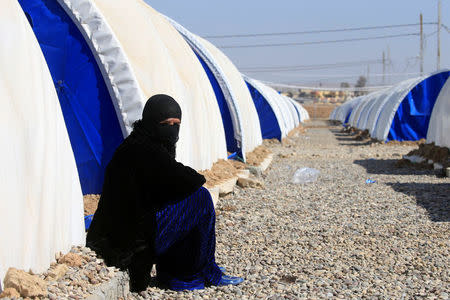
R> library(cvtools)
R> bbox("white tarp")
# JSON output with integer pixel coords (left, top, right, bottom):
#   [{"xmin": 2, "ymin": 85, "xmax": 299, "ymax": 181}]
[
  {"xmin": 243, "ymin": 76, "xmax": 289, "ymax": 137},
  {"xmin": 281, "ymin": 96, "xmax": 299, "ymax": 131},
  {"xmin": 91, "ymin": 0, "xmax": 227, "ymax": 170},
  {"xmin": 348, "ymin": 97, "xmax": 370, "ymax": 127},
  {"xmin": 365, "ymin": 78, "xmax": 419, "ymax": 136},
  {"xmin": 335, "ymin": 97, "xmax": 363, "ymax": 123},
  {"xmin": 356, "ymin": 90, "xmax": 386, "ymax": 130},
  {"xmin": 372, "ymin": 72, "xmax": 447, "ymax": 141},
  {"xmin": 427, "ymin": 77, "xmax": 450, "ymax": 148},
  {"xmin": 196, "ymin": 36, "xmax": 263, "ymax": 155},
  {"xmin": 0, "ymin": 0, "xmax": 85, "ymax": 282},
  {"xmin": 167, "ymin": 18, "xmax": 244, "ymax": 150}
]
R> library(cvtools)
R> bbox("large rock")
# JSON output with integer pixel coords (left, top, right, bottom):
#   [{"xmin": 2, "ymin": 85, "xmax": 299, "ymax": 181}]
[
  {"xmin": 46, "ymin": 264, "xmax": 69, "ymax": 281},
  {"xmin": 0, "ymin": 287, "xmax": 20, "ymax": 298},
  {"xmin": 58, "ymin": 253, "xmax": 83, "ymax": 267},
  {"xmin": 217, "ymin": 176, "xmax": 238, "ymax": 196},
  {"xmin": 237, "ymin": 177, "xmax": 264, "ymax": 189},
  {"xmin": 3, "ymin": 268, "xmax": 47, "ymax": 298}
]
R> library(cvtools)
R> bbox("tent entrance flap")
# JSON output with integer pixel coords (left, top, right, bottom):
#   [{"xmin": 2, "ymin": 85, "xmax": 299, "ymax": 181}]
[{"xmin": 18, "ymin": 0, "xmax": 124, "ymax": 194}]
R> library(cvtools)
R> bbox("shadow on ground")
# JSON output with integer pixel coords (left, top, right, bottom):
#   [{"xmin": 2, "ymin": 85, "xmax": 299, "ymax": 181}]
[
  {"xmin": 386, "ymin": 182, "xmax": 450, "ymax": 222},
  {"xmin": 353, "ymin": 159, "xmax": 434, "ymax": 176}
]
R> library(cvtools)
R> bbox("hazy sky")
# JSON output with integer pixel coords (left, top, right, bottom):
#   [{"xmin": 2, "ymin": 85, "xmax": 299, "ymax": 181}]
[{"xmin": 146, "ymin": 0, "xmax": 449, "ymax": 87}]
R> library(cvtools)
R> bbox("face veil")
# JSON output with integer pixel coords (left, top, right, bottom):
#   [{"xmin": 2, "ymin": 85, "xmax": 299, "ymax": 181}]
[{"xmin": 135, "ymin": 94, "xmax": 182, "ymax": 158}]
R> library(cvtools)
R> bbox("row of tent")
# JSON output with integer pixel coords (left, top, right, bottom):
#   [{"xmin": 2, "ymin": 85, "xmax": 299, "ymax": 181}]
[
  {"xmin": 330, "ymin": 70, "xmax": 450, "ymax": 148},
  {"xmin": 0, "ymin": 0, "xmax": 308, "ymax": 281}
]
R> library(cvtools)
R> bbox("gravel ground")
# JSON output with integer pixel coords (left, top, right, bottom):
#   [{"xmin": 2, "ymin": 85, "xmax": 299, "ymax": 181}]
[{"xmin": 136, "ymin": 120, "xmax": 449, "ymax": 299}]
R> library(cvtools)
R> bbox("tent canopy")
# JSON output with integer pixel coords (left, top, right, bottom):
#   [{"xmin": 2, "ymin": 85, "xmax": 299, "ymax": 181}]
[
  {"xmin": 1, "ymin": 0, "xmax": 84, "ymax": 282},
  {"xmin": 19, "ymin": 0, "xmax": 124, "ymax": 194}
]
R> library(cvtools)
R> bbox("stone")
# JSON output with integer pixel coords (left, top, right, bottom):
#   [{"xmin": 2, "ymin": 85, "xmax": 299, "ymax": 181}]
[
  {"xmin": 0, "ymin": 287, "xmax": 20, "ymax": 298},
  {"xmin": 237, "ymin": 177, "xmax": 264, "ymax": 189},
  {"xmin": 207, "ymin": 186, "xmax": 220, "ymax": 207},
  {"xmin": 3, "ymin": 268, "xmax": 48, "ymax": 298},
  {"xmin": 59, "ymin": 253, "xmax": 83, "ymax": 267},
  {"xmin": 237, "ymin": 169, "xmax": 250, "ymax": 179},
  {"xmin": 47, "ymin": 264, "xmax": 69, "ymax": 281},
  {"xmin": 217, "ymin": 176, "xmax": 238, "ymax": 196},
  {"xmin": 247, "ymin": 166, "xmax": 262, "ymax": 177},
  {"xmin": 259, "ymin": 153, "xmax": 274, "ymax": 172}
]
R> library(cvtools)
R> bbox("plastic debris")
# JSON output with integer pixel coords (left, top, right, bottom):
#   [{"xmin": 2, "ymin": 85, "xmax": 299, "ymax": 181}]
[
  {"xmin": 291, "ymin": 168, "xmax": 320, "ymax": 184},
  {"xmin": 365, "ymin": 178, "xmax": 377, "ymax": 184}
]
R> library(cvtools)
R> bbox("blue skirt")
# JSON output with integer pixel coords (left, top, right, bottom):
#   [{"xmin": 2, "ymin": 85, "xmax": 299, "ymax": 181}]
[{"xmin": 154, "ymin": 187, "xmax": 222, "ymax": 287}]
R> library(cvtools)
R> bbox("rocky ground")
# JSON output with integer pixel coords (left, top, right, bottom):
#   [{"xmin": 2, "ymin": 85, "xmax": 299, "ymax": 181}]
[
  {"xmin": 2, "ymin": 120, "xmax": 448, "ymax": 299},
  {"xmin": 139, "ymin": 120, "xmax": 448, "ymax": 299}
]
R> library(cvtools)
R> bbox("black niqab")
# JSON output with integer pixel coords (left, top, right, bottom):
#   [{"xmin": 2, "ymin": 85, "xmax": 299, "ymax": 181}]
[
  {"xmin": 139, "ymin": 94, "xmax": 182, "ymax": 158},
  {"xmin": 86, "ymin": 94, "xmax": 205, "ymax": 269}
]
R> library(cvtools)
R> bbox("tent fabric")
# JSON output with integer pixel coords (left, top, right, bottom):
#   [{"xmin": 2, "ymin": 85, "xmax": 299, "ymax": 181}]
[
  {"xmin": 195, "ymin": 52, "xmax": 238, "ymax": 152},
  {"xmin": 335, "ymin": 96, "xmax": 363, "ymax": 123},
  {"xmin": 0, "ymin": 0, "xmax": 84, "ymax": 282},
  {"xmin": 356, "ymin": 90, "xmax": 386, "ymax": 130},
  {"xmin": 365, "ymin": 78, "xmax": 423, "ymax": 136},
  {"xmin": 57, "ymin": 0, "xmax": 145, "ymax": 136},
  {"xmin": 195, "ymin": 36, "xmax": 263, "ymax": 156},
  {"xmin": 243, "ymin": 76, "xmax": 289, "ymax": 137},
  {"xmin": 90, "ymin": 0, "xmax": 228, "ymax": 170},
  {"xmin": 387, "ymin": 71, "xmax": 450, "ymax": 141},
  {"xmin": 427, "ymin": 77, "xmax": 450, "ymax": 148},
  {"xmin": 366, "ymin": 78, "xmax": 421, "ymax": 136},
  {"xmin": 244, "ymin": 79, "xmax": 282, "ymax": 140},
  {"xmin": 286, "ymin": 97, "xmax": 302, "ymax": 126},
  {"xmin": 373, "ymin": 70, "xmax": 449, "ymax": 141},
  {"xmin": 282, "ymin": 96, "xmax": 300, "ymax": 130},
  {"xmin": 167, "ymin": 18, "xmax": 243, "ymax": 154},
  {"xmin": 348, "ymin": 97, "xmax": 370, "ymax": 127},
  {"xmin": 19, "ymin": 0, "xmax": 125, "ymax": 195}
]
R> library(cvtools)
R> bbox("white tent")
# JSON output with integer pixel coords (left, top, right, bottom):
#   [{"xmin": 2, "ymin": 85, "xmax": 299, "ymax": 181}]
[
  {"xmin": 167, "ymin": 18, "xmax": 245, "ymax": 153},
  {"xmin": 280, "ymin": 96, "xmax": 298, "ymax": 131},
  {"xmin": 365, "ymin": 78, "xmax": 419, "ymax": 136},
  {"xmin": 427, "ymin": 77, "xmax": 450, "ymax": 148},
  {"xmin": 194, "ymin": 36, "xmax": 263, "ymax": 155},
  {"xmin": 348, "ymin": 97, "xmax": 370, "ymax": 127},
  {"xmin": 0, "ymin": 0, "xmax": 84, "ymax": 282},
  {"xmin": 372, "ymin": 70, "xmax": 449, "ymax": 141},
  {"xmin": 335, "ymin": 97, "xmax": 363, "ymax": 123},
  {"xmin": 64, "ymin": 0, "xmax": 228, "ymax": 170},
  {"xmin": 356, "ymin": 90, "xmax": 387, "ymax": 130},
  {"xmin": 243, "ymin": 76, "xmax": 289, "ymax": 138}
]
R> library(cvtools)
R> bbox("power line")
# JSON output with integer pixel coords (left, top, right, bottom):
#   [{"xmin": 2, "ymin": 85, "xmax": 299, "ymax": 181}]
[
  {"xmin": 204, "ymin": 23, "xmax": 437, "ymax": 39},
  {"xmin": 263, "ymin": 81, "xmax": 392, "ymax": 92},
  {"xmin": 243, "ymin": 72, "xmax": 423, "ymax": 78},
  {"xmin": 241, "ymin": 59, "xmax": 384, "ymax": 73},
  {"xmin": 219, "ymin": 33, "xmax": 419, "ymax": 49}
]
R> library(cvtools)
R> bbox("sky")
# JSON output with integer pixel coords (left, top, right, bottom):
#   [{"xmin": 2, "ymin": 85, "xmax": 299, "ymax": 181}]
[{"xmin": 146, "ymin": 0, "xmax": 449, "ymax": 88}]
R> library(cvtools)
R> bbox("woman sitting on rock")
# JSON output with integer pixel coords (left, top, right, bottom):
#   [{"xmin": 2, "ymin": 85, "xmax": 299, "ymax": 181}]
[{"xmin": 86, "ymin": 94, "xmax": 243, "ymax": 292}]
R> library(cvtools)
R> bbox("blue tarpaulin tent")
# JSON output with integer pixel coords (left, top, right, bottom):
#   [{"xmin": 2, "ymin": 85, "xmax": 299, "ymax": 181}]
[
  {"xmin": 19, "ymin": 0, "xmax": 124, "ymax": 194},
  {"xmin": 245, "ymin": 82, "xmax": 282, "ymax": 141},
  {"xmin": 388, "ymin": 71, "xmax": 450, "ymax": 141},
  {"xmin": 195, "ymin": 53, "xmax": 238, "ymax": 153}
]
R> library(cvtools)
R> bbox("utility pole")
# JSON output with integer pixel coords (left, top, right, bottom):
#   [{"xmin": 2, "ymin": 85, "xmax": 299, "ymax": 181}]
[
  {"xmin": 420, "ymin": 13, "xmax": 424, "ymax": 75},
  {"xmin": 382, "ymin": 51, "xmax": 386, "ymax": 84},
  {"xmin": 367, "ymin": 65, "xmax": 370, "ymax": 86},
  {"xmin": 387, "ymin": 45, "xmax": 391, "ymax": 84},
  {"xmin": 437, "ymin": 0, "xmax": 441, "ymax": 70}
]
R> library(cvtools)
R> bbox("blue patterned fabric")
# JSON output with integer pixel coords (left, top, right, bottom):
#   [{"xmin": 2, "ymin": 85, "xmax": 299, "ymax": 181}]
[{"xmin": 154, "ymin": 187, "xmax": 223, "ymax": 287}]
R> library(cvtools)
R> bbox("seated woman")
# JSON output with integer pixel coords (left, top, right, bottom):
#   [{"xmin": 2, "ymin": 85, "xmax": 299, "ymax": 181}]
[{"xmin": 86, "ymin": 94, "xmax": 243, "ymax": 292}]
